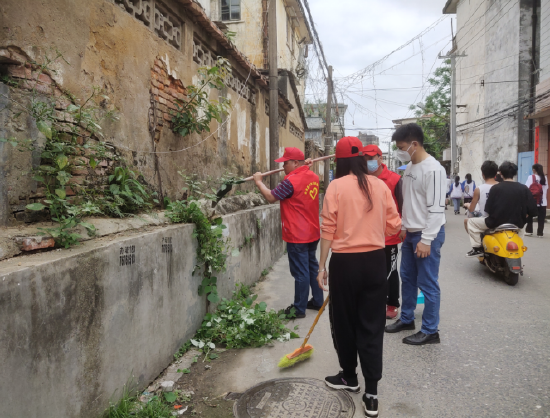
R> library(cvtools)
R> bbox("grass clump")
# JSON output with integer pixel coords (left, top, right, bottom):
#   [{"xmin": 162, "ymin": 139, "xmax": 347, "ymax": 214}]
[
  {"xmin": 102, "ymin": 387, "xmax": 173, "ymax": 418},
  {"xmin": 174, "ymin": 284, "xmax": 298, "ymax": 360}
]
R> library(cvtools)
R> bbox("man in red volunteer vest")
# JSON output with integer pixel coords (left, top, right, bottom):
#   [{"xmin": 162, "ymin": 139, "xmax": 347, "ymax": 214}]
[
  {"xmin": 364, "ymin": 145, "xmax": 404, "ymax": 320},
  {"xmin": 253, "ymin": 147, "xmax": 322, "ymax": 319}
]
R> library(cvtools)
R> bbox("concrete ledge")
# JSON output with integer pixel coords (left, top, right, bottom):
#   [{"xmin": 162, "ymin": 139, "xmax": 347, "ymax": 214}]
[{"xmin": 0, "ymin": 204, "xmax": 283, "ymax": 418}]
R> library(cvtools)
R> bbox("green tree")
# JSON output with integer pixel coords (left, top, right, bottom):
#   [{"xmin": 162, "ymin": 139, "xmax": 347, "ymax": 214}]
[{"xmin": 410, "ymin": 59, "xmax": 450, "ymax": 160}]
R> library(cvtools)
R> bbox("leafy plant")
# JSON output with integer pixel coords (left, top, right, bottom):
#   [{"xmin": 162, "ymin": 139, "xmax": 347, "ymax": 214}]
[
  {"xmin": 165, "ymin": 199, "xmax": 232, "ymax": 304},
  {"xmin": 174, "ymin": 284, "xmax": 298, "ymax": 360},
  {"xmin": 1, "ymin": 51, "xmax": 157, "ymax": 247},
  {"xmin": 171, "ymin": 57, "xmax": 232, "ymax": 137},
  {"xmin": 165, "ymin": 170, "xmax": 247, "ymax": 303},
  {"xmin": 101, "ymin": 166, "xmax": 158, "ymax": 217},
  {"xmin": 102, "ymin": 386, "xmax": 173, "ymax": 418}
]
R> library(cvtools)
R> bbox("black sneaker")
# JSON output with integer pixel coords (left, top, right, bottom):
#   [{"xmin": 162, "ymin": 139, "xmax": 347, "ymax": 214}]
[
  {"xmin": 284, "ymin": 304, "xmax": 305, "ymax": 319},
  {"xmin": 307, "ymin": 299, "xmax": 322, "ymax": 311},
  {"xmin": 362, "ymin": 394, "xmax": 379, "ymax": 417},
  {"xmin": 324, "ymin": 371, "xmax": 360, "ymax": 393},
  {"xmin": 466, "ymin": 248, "xmax": 483, "ymax": 258}
]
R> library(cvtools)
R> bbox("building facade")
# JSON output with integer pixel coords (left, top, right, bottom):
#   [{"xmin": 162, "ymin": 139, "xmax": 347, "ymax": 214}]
[
  {"xmin": 357, "ymin": 132, "xmax": 379, "ymax": 146},
  {"xmin": 443, "ymin": 0, "xmax": 541, "ymax": 184}
]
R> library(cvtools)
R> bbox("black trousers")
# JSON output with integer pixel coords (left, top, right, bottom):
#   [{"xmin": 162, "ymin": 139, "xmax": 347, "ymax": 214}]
[
  {"xmin": 526, "ymin": 206, "xmax": 547, "ymax": 236},
  {"xmin": 385, "ymin": 244, "xmax": 400, "ymax": 308},
  {"xmin": 328, "ymin": 250, "xmax": 387, "ymax": 394}
]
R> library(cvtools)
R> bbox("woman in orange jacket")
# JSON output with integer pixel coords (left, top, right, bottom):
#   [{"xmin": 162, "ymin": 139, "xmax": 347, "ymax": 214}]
[{"xmin": 317, "ymin": 136, "xmax": 401, "ymax": 418}]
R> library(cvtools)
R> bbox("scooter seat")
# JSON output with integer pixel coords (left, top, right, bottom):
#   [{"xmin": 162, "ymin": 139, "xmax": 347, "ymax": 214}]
[{"xmin": 486, "ymin": 223, "xmax": 520, "ymax": 234}]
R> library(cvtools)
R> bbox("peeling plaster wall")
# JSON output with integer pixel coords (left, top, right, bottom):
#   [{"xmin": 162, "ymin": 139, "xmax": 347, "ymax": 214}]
[
  {"xmin": 0, "ymin": 205, "xmax": 283, "ymax": 418},
  {"xmin": 0, "ymin": 0, "xmax": 276, "ymax": 226}
]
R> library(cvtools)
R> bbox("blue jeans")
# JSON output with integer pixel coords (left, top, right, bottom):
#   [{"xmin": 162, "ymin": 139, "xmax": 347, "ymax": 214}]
[
  {"xmin": 400, "ymin": 227, "xmax": 445, "ymax": 334},
  {"xmin": 452, "ymin": 198, "xmax": 461, "ymax": 212},
  {"xmin": 287, "ymin": 240, "xmax": 324, "ymax": 315}
]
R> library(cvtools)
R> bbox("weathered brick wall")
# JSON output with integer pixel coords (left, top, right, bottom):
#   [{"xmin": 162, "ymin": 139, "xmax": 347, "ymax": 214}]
[
  {"xmin": 0, "ymin": 47, "xmax": 117, "ymax": 224},
  {"xmin": 0, "ymin": 0, "xmax": 308, "ymax": 227}
]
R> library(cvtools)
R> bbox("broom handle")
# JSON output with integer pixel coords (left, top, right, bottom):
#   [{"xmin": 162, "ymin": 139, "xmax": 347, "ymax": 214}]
[
  {"xmin": 243, "ymin": 154, "xmax": 335, "ymax": 182},
  {"xmin": 300, "ymin": 294, "xmax": 330, "ymax": 349}
]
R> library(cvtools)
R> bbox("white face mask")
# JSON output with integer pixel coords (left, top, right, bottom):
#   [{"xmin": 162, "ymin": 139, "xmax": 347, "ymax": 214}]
[{"xmin": 395, "ymin": 143, "xmax": 416, "ymax": 162}]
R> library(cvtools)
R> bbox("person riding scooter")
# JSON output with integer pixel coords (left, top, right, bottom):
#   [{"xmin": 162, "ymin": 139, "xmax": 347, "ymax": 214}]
[
  {"xmin": 466, "ymin": 161, "xmax": 537, "ymax": 258},
  {"xmin": 463, "ymin": 161, "xmax": 499, "ymax": 232}
]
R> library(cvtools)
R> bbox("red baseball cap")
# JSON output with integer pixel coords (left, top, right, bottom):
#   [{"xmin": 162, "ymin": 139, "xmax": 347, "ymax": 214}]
[
  {"xmin": 335, "ymin": 136, "xmax": 364, "ymax": 159},
  {"xmin": 274, "ymin": 147, "xmax": 305, "ymax": 162},
  {"xmin": 363, "ymin": 144, "xmax": 382, "ymax": 156}
]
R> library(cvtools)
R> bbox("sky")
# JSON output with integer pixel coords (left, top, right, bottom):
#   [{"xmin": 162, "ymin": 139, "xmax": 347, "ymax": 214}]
[{"xmin": 304, "ymin": 0, "xmax": 454, "ymax": 151}]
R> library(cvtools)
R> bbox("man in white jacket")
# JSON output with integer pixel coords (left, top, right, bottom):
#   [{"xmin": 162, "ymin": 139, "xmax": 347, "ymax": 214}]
[{"xmin": 385, "ymin": 123, "xmax": 447, "ymax": 346}]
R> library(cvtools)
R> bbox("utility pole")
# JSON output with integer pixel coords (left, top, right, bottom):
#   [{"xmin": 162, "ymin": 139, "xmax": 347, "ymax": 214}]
[
  {"xmin": 268, "ymin": 0, "xmax": 279, "ymax": 189},
  {"xmin": 323, "ymin": 65, "xmax": 333, "ymax": 188},
  {"xmin": 439, "ymin": 51, "xmax": 466, "ymax": 176}
]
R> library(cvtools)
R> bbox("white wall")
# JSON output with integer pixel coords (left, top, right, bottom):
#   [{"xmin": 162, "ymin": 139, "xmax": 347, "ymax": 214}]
[{"xmin": 454, "ymin": 0, "xmax": 528, "ymax": 184}]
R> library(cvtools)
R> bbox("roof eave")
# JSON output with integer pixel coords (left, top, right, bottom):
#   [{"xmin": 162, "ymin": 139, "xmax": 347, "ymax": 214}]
[{"xmin": 443, "ymin": 0, "xmax": 458, "ymax": 14}]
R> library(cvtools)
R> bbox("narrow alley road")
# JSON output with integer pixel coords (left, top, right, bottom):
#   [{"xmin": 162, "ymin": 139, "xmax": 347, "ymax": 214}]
[{"xmin": 208, "ymin": 213, "xmax": 550, "ymax": 417}]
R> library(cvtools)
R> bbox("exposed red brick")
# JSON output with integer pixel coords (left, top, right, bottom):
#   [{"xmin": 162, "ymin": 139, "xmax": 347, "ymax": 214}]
[
  {"xmin": 7, "ymin": 65, "xmax": 30, "ymax": 79},
  {"xmin": 160, "ymin": 69, "xmax": 167, "ymax": 77},
  {"xmin": 159, "ymin": 90, "xmax": 172, "ymax": 101},
  {"xmin": 151, "ymin": 87, "xmax": 159, "ymax": 95},
  {"xmin": 18, "ymin": 237, "xmax": 55, "ymax": 251},
  {"xmin": 151, "ymin": 79, "xmax": 159, "ymax": 88},
  {"xmin": 154, "ymin": 65, "xmax": 162, "ymax": 74},
  {"xmin": 166, "ymin": 101, "xmax": 176, "ymax": 110},
  {"xmin": 163, "ymin": 113, "xmax": 172, "ymax": 121},
  {"xmin": 155, "ymin": 59, "xmax": 163, "ymax": 68},
  {"xmin": 151, "ymin": 71, "xmax": 158, "ymax": 80},
  {"xmin": 158, "ymin": 97, "xmax": 167, "ymax": 105},
  {"xmin": 71, "ymin": 168, "xmax": 88, "ymax": 176},
  {"xmin": 158, "ymin": 83, "xmax": 165, "ymax": 90}
]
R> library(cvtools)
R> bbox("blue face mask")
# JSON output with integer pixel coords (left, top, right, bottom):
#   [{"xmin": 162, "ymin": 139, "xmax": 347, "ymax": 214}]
[{"xmin": 367, "ymin": 159, "xmax": 379, "ymax": 173}]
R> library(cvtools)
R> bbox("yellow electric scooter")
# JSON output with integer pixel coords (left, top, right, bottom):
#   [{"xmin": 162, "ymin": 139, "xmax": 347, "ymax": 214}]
[{"xmin": 478, "ymin": 224, "xmax": 528, "ymax": 286}]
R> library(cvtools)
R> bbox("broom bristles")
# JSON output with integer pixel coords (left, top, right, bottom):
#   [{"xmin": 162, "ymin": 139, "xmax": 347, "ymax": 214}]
[{"xmin": 277, "ymin": 345, "xmax": 314, "ymax": 368}]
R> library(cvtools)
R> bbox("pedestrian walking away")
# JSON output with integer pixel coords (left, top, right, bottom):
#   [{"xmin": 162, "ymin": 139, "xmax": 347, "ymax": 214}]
[
  {"xmin": 317, "ymin": 136, "xmax": 401, "ymax": 417},
  {"xmin": 385, "ymin": 123, "xmax": 447, "ymax": 346},
  {"xmin": 463, "ymin": 161, "xmax": 498, "ymax": 232},
  {"xmin": 253, "ymin": 147, "xmax": 323, "ymax": 319},
  {"xmin": 462, "ymin": 173, "xmax": 476, "ymax": 204},
  {"xmin": 450, "ymin": 175, "xmax": 463, "ymax": 215},
  {"xmin": 466, "ymin": 161, "xmax": 537, "ymax": 257},
  {"xmin": 524, "ymin": 164, "xmax": 548, "ymax": 237},
  {"xmin": 364, "ymin": 144, "xmax": 404, "ymax": 320}
]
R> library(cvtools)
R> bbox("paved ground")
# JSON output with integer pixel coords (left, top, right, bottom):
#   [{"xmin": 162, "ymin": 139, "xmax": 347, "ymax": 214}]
[{"xmin": 210, "ymin": 213, "xmax": 550, "ymax": 417}]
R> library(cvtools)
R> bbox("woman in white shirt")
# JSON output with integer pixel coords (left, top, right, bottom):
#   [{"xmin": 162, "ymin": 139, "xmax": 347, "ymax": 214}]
[
  {"xmin": 449, "ymin": 176, "xmax": 463, "ymax": 215},
  {"xmin": 524, "ymin": 164, "xmax": 548, "ymax": 237}
]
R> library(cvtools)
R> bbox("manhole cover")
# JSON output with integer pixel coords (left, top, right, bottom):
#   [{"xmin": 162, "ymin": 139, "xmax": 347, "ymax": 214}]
[{"xmin": 233, "ymin": 377, "xmax": 355, "ymax": 418}]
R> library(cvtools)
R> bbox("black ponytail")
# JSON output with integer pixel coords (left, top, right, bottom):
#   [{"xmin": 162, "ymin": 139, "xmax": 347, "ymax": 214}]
[
  {"xmin": 533, "ymin": 164, "xmax": 546, "ymax": 186},
  {"xmin": 335, "ymin": 156, "xmax": 373, "ymax": 211}
]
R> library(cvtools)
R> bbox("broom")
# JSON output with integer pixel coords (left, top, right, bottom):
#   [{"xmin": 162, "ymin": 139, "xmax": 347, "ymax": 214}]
[{"xmin": 278, "ymin": 295, "xmax": 330, "ymax": 368}]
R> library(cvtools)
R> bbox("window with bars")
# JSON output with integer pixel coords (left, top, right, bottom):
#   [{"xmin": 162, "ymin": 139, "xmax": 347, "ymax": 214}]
[{"xmin": 221, "ymin": 0, "xmax": 241, "ymax": 21}]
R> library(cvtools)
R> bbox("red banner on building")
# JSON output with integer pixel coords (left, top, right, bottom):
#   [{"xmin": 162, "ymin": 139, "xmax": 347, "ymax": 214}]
[{"xmin": 535, "ymin": 126, "xmax": 540, "ymax": 163}]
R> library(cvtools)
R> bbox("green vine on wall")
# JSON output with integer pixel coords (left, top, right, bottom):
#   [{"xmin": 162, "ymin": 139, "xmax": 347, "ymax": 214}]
[
  {"xmin": 0, "ymin": 50, "xmax": 157, "ymax": 247},
  {"xmin": 164, "ymin": 171, "xmax": 241, "ymax": 304},
  {"xmin": 171, "ymin": 57, "xmax": 232, "ymax": 137}
]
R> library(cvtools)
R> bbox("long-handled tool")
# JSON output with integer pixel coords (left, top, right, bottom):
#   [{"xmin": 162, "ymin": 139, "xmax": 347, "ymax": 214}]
[
  {"xmin": 278, "ymin": 294, "xmax": 330, "ymax": 368},
  {"xmin": 215, "ymin": 154, "xmax": 335, "ymax": 202}
]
